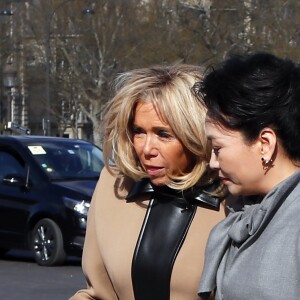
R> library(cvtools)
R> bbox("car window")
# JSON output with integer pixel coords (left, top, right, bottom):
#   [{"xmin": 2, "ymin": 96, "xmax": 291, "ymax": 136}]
[
  {"xmin": 0, "ymin": 150, "xmax": 25, "ymax": 181},
  {"xmin": 25, "ymin": 141, "xmax": 103, "ymax": 180}
]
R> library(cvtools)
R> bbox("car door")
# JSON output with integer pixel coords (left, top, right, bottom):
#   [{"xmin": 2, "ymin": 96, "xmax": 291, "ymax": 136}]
[{"xmin": 0, "ymin": 148, "xmax": 38, "ymax": 248}]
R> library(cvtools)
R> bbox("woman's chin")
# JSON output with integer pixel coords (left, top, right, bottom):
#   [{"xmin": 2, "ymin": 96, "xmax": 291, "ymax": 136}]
[{"xmin": 149, "ymin": 176, "xmax": 170, "ymax": 186}]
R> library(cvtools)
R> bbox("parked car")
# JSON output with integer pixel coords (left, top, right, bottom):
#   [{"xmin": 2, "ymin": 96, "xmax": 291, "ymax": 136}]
[{"xmin": 0, "ymin": 135, "xmax": 104, "ymax": 266}]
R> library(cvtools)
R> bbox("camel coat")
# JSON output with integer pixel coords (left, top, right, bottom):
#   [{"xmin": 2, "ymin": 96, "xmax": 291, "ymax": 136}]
[{"xmin": 70, "ymin": 168, "xmax": 227, "ymax": 300}]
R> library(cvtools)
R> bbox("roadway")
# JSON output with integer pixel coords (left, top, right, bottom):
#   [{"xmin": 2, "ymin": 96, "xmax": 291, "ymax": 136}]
[{"xmin": 0, "ymin": 250, "xmax": 85, "ymax": 300}]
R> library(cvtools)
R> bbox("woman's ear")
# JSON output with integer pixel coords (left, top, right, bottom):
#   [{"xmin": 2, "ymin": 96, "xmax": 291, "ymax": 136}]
[{"xmin": 259, "ymin": 127, "xmax": 277, "ymax": 162}]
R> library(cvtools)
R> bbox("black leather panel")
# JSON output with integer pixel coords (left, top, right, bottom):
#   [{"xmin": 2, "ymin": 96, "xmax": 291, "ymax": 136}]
[{"xmin": 131, "ymin": 196, "xmax": 196, "ymax": 300}]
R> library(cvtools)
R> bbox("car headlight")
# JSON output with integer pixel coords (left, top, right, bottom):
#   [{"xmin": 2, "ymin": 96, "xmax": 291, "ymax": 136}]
[{"xmin": 63, "ymin": 197, "xmax": 90, "ymax": 216}]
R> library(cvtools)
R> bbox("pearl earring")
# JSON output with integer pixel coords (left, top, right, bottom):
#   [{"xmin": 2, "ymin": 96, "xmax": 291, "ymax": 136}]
[{"xmin": 261, "ymin": 157, "xmax": 272, "ymax": 164}]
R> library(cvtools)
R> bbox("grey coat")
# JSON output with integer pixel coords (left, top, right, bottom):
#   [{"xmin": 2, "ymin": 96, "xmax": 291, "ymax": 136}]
[{"xmin": 198, "ymin": 169, "xmax": 300, "ymax": 300}]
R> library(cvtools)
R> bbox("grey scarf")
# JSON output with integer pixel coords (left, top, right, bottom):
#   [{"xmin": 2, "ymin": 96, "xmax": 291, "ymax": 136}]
[{"xmin": 198, "ymin": 169, "xmax": 300, "ymax": 297}]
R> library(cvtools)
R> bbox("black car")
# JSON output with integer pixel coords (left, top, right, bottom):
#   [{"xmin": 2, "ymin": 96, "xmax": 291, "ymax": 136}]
[{"xmin": 0, "ymin": 135, "xmax": 103, "ymax": 266}]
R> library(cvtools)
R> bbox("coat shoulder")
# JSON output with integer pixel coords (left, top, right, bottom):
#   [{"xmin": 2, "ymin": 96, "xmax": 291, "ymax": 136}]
[{"xmin": 97, "ymin": 167, "xmax": 134, "ymax": 200}]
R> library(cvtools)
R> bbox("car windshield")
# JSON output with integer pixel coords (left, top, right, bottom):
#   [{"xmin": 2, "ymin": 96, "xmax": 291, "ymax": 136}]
[{"xmin": 25, "ymin": 140, "xmax": 103, "ymax": 180}]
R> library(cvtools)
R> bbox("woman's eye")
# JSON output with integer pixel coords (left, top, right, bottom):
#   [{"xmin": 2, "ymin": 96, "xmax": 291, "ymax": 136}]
[
  {"xmin": 158, "ymin": 130, "xmax": 172, "ymax": 139},
  {"xmin": 132, "ymin": 127, "xmax": 143, "ymax": 135},
  {"xmin": 212, "ymin": 148, "xmax": 220, "ymax": 155}
]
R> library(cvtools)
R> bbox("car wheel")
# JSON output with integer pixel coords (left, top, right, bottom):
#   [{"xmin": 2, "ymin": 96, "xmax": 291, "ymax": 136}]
[{"xmin": 31, "ymin": 218, "xmax": 66, "ymax": 266}]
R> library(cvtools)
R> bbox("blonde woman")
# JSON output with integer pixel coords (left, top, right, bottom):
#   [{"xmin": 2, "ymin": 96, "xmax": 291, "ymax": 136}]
[{"xmin": 70, "ymin": 64, "xmax": 228, "ymax": 300}]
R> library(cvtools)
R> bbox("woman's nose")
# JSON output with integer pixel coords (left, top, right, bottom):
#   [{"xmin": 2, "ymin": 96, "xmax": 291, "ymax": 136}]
[
  {"xmin": 143, "ymin": 136, "xmax": 158, "ymax": 156},
  {"xmin": 209, "ymin": 151, "xmax": 219, "ymax": 170}
]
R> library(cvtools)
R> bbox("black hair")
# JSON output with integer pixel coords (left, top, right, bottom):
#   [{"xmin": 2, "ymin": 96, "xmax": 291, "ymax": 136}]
[{"xmin": 195, "ymin": 52, "xmax": 300, "ymax": 161}]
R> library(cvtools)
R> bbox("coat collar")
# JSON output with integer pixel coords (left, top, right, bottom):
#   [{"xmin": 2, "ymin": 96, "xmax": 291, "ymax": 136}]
[{"xmin": 126, "ymin": 178, "xmax": 221, "ymax": 210}]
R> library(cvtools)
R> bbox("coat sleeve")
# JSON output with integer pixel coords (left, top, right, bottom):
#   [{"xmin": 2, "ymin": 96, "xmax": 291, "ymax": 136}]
[{"xmin": 69, "ymin": 178, "xmax": 118, "ymax": 300}]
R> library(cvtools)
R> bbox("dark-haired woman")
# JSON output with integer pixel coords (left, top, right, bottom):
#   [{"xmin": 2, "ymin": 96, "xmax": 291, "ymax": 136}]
[{"xmin": 196, "ymin": 52, "xmax": 300, "ymax": 300}]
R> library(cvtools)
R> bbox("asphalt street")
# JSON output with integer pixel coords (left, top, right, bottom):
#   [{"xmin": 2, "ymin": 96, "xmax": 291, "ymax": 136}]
[{"xmin": 0, "ymin": 250, "xmax": 85, "ymax": 300}]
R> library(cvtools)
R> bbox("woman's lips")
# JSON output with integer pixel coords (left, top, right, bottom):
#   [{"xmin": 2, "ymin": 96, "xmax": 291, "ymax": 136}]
[
  {"xmin": 220, "ymin": 177, "xmax": 231, "ymax": 184},
  {"xmin": 145, "ymin": 166, "xmax": 163, "ymax": 176}
]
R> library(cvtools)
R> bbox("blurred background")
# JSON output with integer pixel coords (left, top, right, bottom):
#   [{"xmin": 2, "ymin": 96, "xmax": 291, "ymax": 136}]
[{"xmin": 0, "ymin": 0, "xmax": 299, "ymax": 146}]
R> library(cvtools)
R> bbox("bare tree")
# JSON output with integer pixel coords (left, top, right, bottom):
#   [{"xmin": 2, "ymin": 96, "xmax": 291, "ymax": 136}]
[{"xmin": 3, "ymin": 0, "xmax": 300, "ymax": 142}]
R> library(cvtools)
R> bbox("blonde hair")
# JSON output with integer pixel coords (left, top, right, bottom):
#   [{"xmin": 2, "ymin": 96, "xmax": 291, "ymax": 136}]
[{"xmin": 102, "ymin": 63, "xmax": 217, "ymax": 190}]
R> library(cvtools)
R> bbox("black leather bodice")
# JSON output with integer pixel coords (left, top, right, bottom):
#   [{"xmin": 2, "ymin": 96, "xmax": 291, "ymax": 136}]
[{"xmin": 126, "ymin": 179, "xmax": 221, "ymax": 300}]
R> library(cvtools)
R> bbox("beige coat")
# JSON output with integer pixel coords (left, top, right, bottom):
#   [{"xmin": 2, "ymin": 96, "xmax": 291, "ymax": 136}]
[{"xmin": 70, "ymin": 168, "xmax": 227, "ymax": 300}]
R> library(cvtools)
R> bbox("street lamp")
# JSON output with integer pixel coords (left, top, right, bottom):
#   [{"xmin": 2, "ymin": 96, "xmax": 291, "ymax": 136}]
[
  {"xmin": 1, "ymin": 1, "xmax": 30, "ymax": 133},
  {"xmin": 3, "ymin": 62, "xmax": 18, "ymax": 124},
  {"xmin": 0, "ymin": 7, "xmax": 14, "ymax": 128}
]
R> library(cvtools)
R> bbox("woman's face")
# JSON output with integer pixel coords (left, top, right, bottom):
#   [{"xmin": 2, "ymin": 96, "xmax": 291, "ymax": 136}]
[
  {"xmin": 133, "ymin": 101, "xmax": 193, "ymax": 186},
  {"xmin": 205, "ymin": 117, "xmax": 265, "ymax": 196}
]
